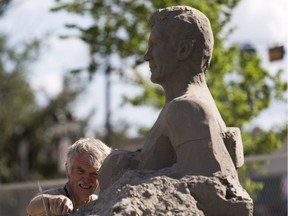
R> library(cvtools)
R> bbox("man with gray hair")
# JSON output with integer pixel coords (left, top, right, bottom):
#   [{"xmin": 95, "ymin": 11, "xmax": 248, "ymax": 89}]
[{"xmin": 27, "ymin": 138, "xmax": 111, "ymax": 216}]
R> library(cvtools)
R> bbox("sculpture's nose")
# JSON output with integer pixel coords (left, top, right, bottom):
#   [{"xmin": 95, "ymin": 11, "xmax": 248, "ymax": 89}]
[{"xmin": 144, "ymin": 49, "xmax": 151, "ymax": 61}]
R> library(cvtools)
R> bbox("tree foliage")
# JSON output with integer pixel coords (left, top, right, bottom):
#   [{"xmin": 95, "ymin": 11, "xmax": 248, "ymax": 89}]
[
  {"xmin": 0, "ymin": 1, "xmax": 91, "ymax": 182},
  {"xmin": 52, "ymin": 0, "xmax": 287, "ymax": 193},
  {"xmin": 0, "ymin": 33, "xmax": 89, "ymax": 182},
  {"xmin": 0, "ymin": 35, "xmax": 38, "ymax": 181},
  {"xmin": 0, "ymin": 0, "xmax": 12, "ymax": 16},
  {"xmin": 52, "ymin": 0, "xmax": 286, "ymax": 150}
]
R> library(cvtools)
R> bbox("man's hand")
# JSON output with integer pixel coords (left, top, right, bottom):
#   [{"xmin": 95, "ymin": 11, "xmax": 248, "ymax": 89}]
[{"xmin": 48, "ymin": 195, "xmax": 74, "ymax": 215}]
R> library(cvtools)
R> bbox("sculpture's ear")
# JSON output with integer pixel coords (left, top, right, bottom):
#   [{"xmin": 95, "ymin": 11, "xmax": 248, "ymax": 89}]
[{"xmin": 177, "ymin": 39, "xmax": 194, "ymax": 61}]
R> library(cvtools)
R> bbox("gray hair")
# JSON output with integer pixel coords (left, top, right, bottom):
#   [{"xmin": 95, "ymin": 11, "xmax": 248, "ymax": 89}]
[
  {"xmin": 66, "ymin": 138, "xmax": 111, "ymax": 173},
  {"xmin": 149, "ymin": 6, "xmax": 214, "ymax": 73}
]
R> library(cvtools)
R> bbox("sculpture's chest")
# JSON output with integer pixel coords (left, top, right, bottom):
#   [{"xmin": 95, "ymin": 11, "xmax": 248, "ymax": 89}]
[{"xmin": 139, "ymin": 107, "xmax": 176, "ymax": 169}]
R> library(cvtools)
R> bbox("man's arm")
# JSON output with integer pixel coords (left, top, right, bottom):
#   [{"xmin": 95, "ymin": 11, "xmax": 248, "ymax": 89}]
[{"xmin": 26, "ymin": 194, "xmax": 73, "ymax": 216}]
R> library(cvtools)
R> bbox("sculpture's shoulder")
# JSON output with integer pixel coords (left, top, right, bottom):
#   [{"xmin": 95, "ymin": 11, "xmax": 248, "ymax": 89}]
[
  {"xmin": 165, "ymin": 95, "xmax": 207, "ymax": 117},
  {"xmin": 165, "ymin": 89, "xmax": 224, "ymax": 126},
  {"xmin": 163, "ymin": 96, "xmax": 209, "ymax": 136},
  {"xmin": 162, "ymin": 96, "xmax": 212, "ymax": 149},
  {"xmin": 164, "ymin": 91, "xmax": 225, "ymax": 133}
]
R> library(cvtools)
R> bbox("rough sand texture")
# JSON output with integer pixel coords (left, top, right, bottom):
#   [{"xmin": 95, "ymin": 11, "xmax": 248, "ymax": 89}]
[{"xmin": 72, "ymin": 169, "xmax": 253, "ymax": 216}]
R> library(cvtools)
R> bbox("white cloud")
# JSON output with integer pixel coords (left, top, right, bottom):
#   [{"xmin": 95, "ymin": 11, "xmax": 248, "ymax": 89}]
[{"xmin": 231, "ymin": 0, "xmax": 288, "ymax": 43}]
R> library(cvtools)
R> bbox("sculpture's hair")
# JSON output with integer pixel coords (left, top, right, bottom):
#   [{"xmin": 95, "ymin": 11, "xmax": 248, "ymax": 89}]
[
  {"xmin": 66, "ymin": 138, "xmax": 111, "ymax": 173},
  {"xmin": 149, "ymin": 6, "xmax": 214, "ymax": 73}
]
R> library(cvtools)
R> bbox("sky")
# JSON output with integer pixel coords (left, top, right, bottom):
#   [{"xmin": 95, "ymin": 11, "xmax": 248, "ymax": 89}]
[{"xmin": 0, "ymin": 0, "xmax": 287, "ymax": 137}]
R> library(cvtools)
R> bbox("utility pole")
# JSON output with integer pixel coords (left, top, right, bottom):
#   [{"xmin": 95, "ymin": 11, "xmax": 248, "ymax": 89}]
[{"xmin": 104, "ymin": 66, "xmax": 112, "ymax": 145}]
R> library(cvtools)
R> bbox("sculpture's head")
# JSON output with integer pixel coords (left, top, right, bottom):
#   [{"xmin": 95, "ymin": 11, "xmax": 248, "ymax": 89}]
[{"xmin": 144, "ymin": 6, "xmax": 213, "ymax": 83}]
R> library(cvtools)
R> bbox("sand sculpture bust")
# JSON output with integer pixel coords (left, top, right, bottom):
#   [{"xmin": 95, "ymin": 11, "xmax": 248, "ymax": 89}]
[{"xmin": 99, "ymin": 5, "xmax": 244, "ymax": 191}]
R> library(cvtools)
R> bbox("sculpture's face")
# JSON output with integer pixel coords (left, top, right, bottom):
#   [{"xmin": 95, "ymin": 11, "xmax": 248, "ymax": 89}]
[
  {"xmin": 67, "ymin": 153, "xmax": 99, "ymax": 204},
  {"xmin": 144, "ymin": 24, "xmax": 178, "ymax": 85}
]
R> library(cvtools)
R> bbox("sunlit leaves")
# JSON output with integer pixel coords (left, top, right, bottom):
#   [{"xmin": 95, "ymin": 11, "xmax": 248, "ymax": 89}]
[{"xmin": 52, "ymin": 0, "xmax": 286, "ymax": 156}]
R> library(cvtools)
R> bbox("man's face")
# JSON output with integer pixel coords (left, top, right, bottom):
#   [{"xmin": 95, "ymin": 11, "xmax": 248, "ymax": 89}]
[
  {"xmin": 67, "ymin": 153, "xmax": 99, "ymax": 202},
  {"xmin": 144, "ymin": 24, "xmax": 178, "ymax": 85}
]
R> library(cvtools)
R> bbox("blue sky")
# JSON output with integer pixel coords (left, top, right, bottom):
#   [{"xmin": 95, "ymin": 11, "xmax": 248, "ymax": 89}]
[{"xmin": 0, "ymin": 0, "xmax": 287, "ymax": 136}]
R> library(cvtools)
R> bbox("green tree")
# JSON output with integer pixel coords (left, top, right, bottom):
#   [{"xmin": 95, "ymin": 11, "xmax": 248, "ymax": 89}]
[
  {"xmin": 52, "ymin": 0, "xmax": 286, "ymax": 194},
  {"xmin": 0, "ymin": 0, "xmax": 90, "ymax": 182},
  {"xmin": 0, "ymin": 35, "xmax": 38, "ymax": 182},
  {"xmin": 21, "ymin": 75, "xmax": 89, "ymax": 181},
  {"xmin": 0, "ymin": 33, "xmax": 90, "ymax": 182},
  {"xmin": 0, "ymin": 0, "xmax": 12, "ymax": 16},
  {"xmin": 52, "ymin": 0, "xmax": 286, "ymax": 148}
]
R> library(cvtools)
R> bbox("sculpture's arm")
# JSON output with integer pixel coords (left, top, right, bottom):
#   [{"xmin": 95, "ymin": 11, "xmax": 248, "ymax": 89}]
[
  {"xmin": 165, "ymin": 99, "xmax": 210, "ymax": 148},
  {"xmin": 165, "ymin": 99, "xmax": 237, "ymax": 176},
  {"xmin": 173, "ymin": 139, "xmax": 221, "ymax": 176},
  {"xmin": 98, "ymin": 149, "xmax": 140, "ymax": 191}
]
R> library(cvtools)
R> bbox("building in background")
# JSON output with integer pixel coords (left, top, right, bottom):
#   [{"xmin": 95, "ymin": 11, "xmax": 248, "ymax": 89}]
[{"xmin": 246, "ymin": 144, "xmax": 287, "ymax": 216}]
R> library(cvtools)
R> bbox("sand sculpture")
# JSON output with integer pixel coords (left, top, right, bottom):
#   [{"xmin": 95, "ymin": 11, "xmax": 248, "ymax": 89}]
[{"xmin": 72, "ymin": 6, "xmax": 253, "ymax": 215}]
